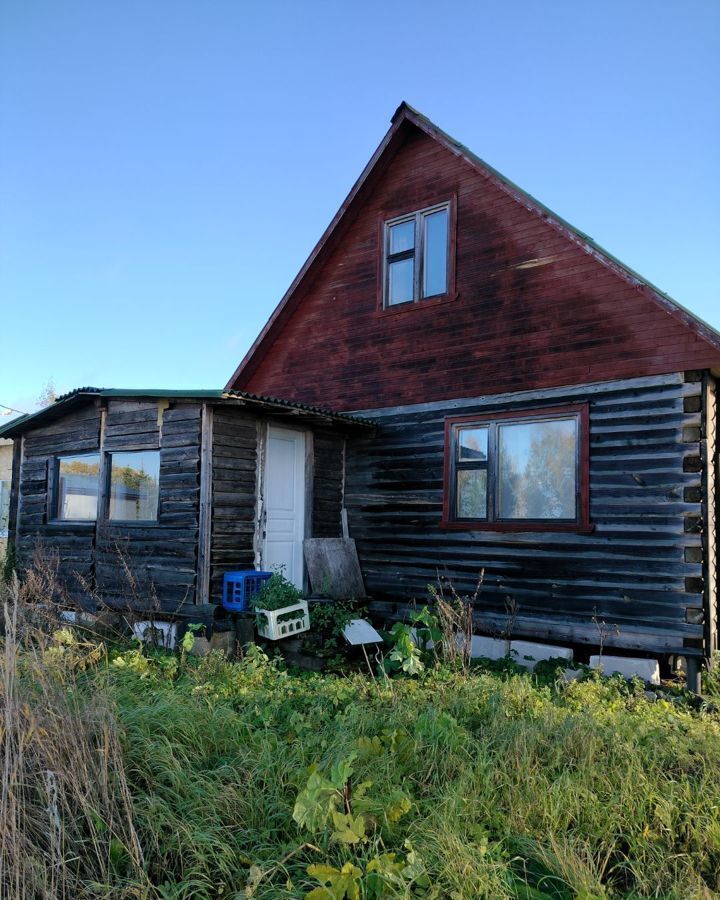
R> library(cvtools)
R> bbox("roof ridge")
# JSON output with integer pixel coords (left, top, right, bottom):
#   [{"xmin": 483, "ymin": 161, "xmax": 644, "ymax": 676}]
[
  {"xmin": 396, "ymin": 104, "xmax": 720, "ymax": 349},
  {"xmin": 226, "ymin": 102, "xmax": 720, "ymax": 390}
]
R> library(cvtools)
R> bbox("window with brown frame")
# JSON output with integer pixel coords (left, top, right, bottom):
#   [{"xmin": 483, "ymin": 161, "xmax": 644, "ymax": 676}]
[
  {"xmin": 383, "ymin": 202, "xmax": 451, "ymax": 307},
  {"xmin": 442, "ymin": 405, "xmax": 590, "ymax": 532}
]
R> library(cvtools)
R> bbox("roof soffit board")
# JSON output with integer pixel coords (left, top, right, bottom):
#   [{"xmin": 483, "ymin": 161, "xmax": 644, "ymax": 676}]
[{"xmin": 226, "ymin": 102, "xmax": 720, "ymax": 389}]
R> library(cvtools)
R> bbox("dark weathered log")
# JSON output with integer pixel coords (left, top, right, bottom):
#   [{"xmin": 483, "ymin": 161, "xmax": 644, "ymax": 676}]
[{"xmin": 344, "ymin": 373, "xmax": 709, "ymax": 656}]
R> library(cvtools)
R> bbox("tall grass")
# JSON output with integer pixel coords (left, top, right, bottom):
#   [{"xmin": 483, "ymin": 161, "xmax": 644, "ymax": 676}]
[
  {"xmin": 2, "ymin": 586, "xmax": 720, "ymax": 898},
  {"xmin": 0, "ymin": 587, "xmax": 147, "ymax": 899}
]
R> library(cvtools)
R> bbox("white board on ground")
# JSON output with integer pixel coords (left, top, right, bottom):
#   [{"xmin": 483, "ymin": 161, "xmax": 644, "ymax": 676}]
[{"xmin": 343, "ymin": 618, "xmax": 383, "ymax": 646}]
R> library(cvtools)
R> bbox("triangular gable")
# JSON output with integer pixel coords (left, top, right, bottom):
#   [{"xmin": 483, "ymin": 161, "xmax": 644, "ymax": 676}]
[{"xmin": 227, "ymin": 102, "xmax": 720, "ymax": 392}]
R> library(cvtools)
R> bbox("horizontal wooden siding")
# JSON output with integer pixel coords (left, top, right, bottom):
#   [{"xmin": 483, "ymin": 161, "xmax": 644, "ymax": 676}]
[{"xmin": 344, "ymin": 373, "xmax": 707, "ymax": 656}]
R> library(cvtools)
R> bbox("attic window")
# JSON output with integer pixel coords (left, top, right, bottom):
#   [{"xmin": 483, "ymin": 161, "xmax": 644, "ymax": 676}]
[{"xmin": 383, "ymin": 202, "xmax": 450, "ymax": 306}]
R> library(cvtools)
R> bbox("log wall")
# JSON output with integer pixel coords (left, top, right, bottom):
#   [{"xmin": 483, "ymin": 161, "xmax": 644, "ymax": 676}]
[
  {"xmin": 312, "ymin": 430, "xmax": 345, "ymax": 538},
  {"xmin": 209, "ymin": 407, "xmax": 258, "ymax": 602},
  {"xmin": 96, "ymin": 400, "xmax": 202, "ymax": 609},
  {"xmin": 344, "ymin": 373, "xmax": 708, "ymax": 657},
  {"xmin": 13, "ymin": 399, "xmax": 203, "ymax": 611}
]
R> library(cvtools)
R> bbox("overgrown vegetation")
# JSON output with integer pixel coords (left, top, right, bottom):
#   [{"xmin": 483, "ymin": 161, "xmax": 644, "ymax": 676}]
[{"xmin": 2, "ymin": 583, "xmax": 720, "ymax": 897}]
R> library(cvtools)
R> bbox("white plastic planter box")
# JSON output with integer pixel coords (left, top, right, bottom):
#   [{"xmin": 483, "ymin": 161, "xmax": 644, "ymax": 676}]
[{"xmin": 255, "ymin": 600, "xmax": 310, "ymax": 641}]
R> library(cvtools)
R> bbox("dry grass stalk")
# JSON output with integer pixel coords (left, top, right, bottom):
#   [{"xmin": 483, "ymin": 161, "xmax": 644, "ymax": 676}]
[
  {"xmin": 0, "ymin": 579, "xmax": 148, "ymax": 898},
  {"xmin": 430, "ymin": 571, "xmax": 483, "ymax": 671}
]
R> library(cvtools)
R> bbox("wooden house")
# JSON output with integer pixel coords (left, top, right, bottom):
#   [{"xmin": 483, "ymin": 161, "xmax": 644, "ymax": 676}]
[
  {"xmin": 2, "ymin": 103, "xmax": 718, "ymax": 682},
  {"xmin": 225, "ymin": 103, "xmax": 720, "ymax": 677},
  {"xmin": 0, "ymin": 388, "xmax": 371, "ymax": 609}
]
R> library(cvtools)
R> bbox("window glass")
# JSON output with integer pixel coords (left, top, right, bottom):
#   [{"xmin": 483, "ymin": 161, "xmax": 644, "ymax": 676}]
[
  {"xmin": 458, "ymin": 426, "xmax": 488, "ymax": 461},
  {"xmin": 384, "ymin": 202, "xmax": 450, "ymax": 308},
  {"xmin": 423, "ymin": 208, "xmax": 448, "ymax": 297},
  {"xmin": 0, "ymin": 480, "xmax": 10, "ymax": 535},
  {"xmin": 457, "ymin": 469, "xmax": 487, "ymax": 519},
  {"xmin": 498, "ymin": 418, "xmax": 577, "ymax": 520},
  {"xmin": 109, "ymin": 450, "xmax": 160, "ymax": 521},
  {"xmin": 389, "ymin": 219, "xmax": 415, "ymax": 254},
  {"xmin": 388, "ymin": 258, "xmax": 415, "ymax": 305},
  {"xmin": 56, "ymin": 454, "xmax": 100, "ymax": 521}
]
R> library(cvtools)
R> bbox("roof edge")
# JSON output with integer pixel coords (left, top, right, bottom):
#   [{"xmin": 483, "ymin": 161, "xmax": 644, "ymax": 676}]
[
  {"xmin": 226, "ymin": 101, "xmax": 720, "ymax": 390},
  {"xmin": 0, "ymin": 387, "xmax": 374, "ymax": 439},
  {"xmin": 398, "ymin": 103, "xmax": 720, "ymax": 351},
  {"xmin": 224, "ymin": 105, "xmax": 415, "ymax": 390}
]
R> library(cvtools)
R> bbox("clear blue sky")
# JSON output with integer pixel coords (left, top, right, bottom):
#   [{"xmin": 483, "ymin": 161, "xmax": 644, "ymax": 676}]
[{"xmin": 1, "ymin": 0, "xmax": 718, "ymax": 418}]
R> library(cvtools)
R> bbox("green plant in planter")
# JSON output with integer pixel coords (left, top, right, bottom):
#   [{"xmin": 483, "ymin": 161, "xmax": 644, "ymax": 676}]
[
  {"xmin": 253, "ymin": 571, "xmax": 304, "ymax": 611},
  {"xmin": 252, "ymin": 571, "xmax": 305, "ymax": 628}
]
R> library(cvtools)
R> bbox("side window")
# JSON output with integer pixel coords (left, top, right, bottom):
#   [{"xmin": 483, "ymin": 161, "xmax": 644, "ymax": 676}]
[
  {"xmin": 55, "ymin": 454, "xmax": 101, "ymax": 521},
  {"xmin": 0, "ymin": 480, "xmax": 10, "ymax": 535},
  {"xmin": 384, "ymin": 202, "xmax": 450, "ymax": 307},
  {"xmin": 445, "ymin": 406, "xmax": 589, "ymax": 530},
  {"xmin": 108, "ymin": 450, "xmax": 160, "ymax": 522}
]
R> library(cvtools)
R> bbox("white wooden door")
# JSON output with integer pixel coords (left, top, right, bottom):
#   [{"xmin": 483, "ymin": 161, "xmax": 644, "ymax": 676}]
[{"xmin": 263, "ymin": 426, "xmax": 306, "ymax": 589}]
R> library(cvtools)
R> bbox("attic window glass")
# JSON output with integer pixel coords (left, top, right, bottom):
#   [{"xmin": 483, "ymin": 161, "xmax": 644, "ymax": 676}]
[
  {"xmin": 384, "ymin": 202, "xmax": 450, "ymax": 306},
  {"xmin": 55, "ymin": 453, "xmax": 100, "ymax": 521},
  {"xmin": 109, "ymin": 450, "xmax": 160, "ymax": 522}
]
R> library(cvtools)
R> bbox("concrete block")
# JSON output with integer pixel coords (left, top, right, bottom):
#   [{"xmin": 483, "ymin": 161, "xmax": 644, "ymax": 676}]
[
  {"xmin": 190, "ymin": 630, "xmax": 235, "ymax": 657},
  {"xmin": 191, "ymin": 636, "xmax": 212, "ymax": 657},
  {"xmin": 510, "ymin": 640, "xmax": 573, "ymax": 671},
  {"xmin": 210, "ymin": 630, "xmax": 235, "ymax": 655},
  {"xmin": 469, "ymin": 635, "xmax": 510, "ymax": 660},
  {"xmin": 590, "ymin": 654, "xmax": 660, "ymax": 685}
]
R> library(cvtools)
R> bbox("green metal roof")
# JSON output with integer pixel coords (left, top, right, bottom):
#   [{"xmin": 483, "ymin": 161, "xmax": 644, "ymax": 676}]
[{"xmin": 0, "ymin": 387, "xmax": 374, "ymax": 438}]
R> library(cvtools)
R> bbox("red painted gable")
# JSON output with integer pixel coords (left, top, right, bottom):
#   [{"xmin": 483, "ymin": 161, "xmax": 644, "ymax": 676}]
[{"xmin": 229, "ymin": 107, "xmax": 720, "ymax": 411}]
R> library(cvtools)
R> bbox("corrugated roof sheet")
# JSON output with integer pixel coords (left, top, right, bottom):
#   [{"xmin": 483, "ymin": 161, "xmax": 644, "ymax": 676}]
[{"xmin": 0, "ymin": 387, "xmax": 375, "ymax": 438}]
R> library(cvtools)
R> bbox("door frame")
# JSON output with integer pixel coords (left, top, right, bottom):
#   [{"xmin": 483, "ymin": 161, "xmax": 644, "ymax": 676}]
[{"xmin": 257, "ymin": 419, "xmax": 313, "ymax": 590}]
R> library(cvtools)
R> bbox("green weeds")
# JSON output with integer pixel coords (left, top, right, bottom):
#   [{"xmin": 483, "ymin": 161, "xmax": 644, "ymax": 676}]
[{"xmin": 4, "ymin": 626, "xmax": 720, "ymax": 898}]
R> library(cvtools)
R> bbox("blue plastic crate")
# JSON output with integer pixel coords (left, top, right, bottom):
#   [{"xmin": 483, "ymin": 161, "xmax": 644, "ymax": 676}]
[{"xmin": 222, "ymin": 570, "xmax": 272, "ymax": 612}]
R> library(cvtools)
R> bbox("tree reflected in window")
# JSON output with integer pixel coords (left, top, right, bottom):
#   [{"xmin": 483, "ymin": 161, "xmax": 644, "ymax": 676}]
[
  {"xmin": 109, "ymin": 451, "xmax": 160, "ymax": 522},
  {"xmin": 499, "ymin": 419, "xmax": 577, "ymax": 520},
  {"xmin": 446, "ymin": 408, "xmax": 585, "ymax": 528}
]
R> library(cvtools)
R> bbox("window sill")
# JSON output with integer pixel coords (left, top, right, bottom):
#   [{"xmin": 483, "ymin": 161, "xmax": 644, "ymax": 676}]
[
  {"xmin": 440, "ymin": 519, "xmax": 595, "ymax": 534},
  {"xmin": 375, "ymin": 291, "xmax": 458, "ymax": 318},
  {"xmin": 106, "ymin": 520, "xmax": 159, "ymax": 527},
  {"xmin": 48, "ymin": 520, "xmax": 96, "ymax": 527}
]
